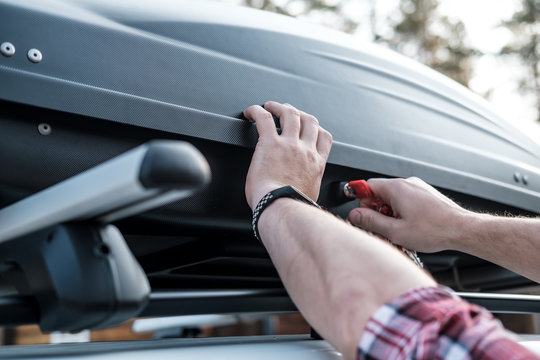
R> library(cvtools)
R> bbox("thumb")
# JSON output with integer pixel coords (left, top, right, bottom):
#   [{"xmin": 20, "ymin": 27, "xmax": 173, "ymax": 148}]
[{"xmin": 348, "ymin": 208, "xmax": 397, "ymax": 239}]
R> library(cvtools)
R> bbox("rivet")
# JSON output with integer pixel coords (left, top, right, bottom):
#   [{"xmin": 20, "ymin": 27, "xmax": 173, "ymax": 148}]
[
  {"xmin": 513, "ymin": 172, "xmax": 521, "ymax": 182},
  {"xmin": 27, "ymin": 48, "xmax": 42, "ymax": 63},
  {"xmin": 38, "ymin": 123, "xmax": 52, "ymax": 135},
  {"xmin": 94, "ymin": 244, "xmax": 110, "ymax": 258},
  {"xmin": 522, "ymin": 175, "xmax": 528, "ymax": 185},
  {"xmin": 0, "ymin": 42, "xmax": 15, "ymax": 57}
]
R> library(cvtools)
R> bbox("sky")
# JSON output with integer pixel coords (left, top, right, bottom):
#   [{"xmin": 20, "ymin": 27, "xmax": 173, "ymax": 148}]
[
  {"xmin": 438, "ymin": 0, "xmax": 540, "ymax": 144},
  {"xmin": 222, "ymin": 0, "xmax": 540, "ymax": 144}
]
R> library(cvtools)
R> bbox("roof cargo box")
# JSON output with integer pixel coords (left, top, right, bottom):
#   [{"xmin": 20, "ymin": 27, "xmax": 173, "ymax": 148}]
[{"xmin": 1, "ymin": 0, "xmax": 539, "ymax": 324}]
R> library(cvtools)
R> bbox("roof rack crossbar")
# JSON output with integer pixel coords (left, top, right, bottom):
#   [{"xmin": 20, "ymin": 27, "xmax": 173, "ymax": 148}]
[
  {"xmin": 1, "ymin": 290, "xmax": 540, "ymax": 328},
  {"xmin": 0, "ymin": 141, "xmax": 211, "ymax": 332}
]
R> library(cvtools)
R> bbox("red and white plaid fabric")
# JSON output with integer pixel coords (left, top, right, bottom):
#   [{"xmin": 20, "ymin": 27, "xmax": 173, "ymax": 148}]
[{"xmin": 358, "ymin": 286, "xmax": 539, "ymax": 359}]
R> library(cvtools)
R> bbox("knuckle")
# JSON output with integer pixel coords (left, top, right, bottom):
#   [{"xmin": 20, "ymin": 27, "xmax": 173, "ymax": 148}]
[
  {"xmin": 281, "ymin": 137, "xmax": 296, "ymax": 150},
  {"xmin": 362, "ymin": 212, "xmax": 373, "ymax": 229},
  {"xmin": 284, "ymin": 105, "xmax": 301, "ymax": 117},
  {"xmin": 305, "ymin": 114, "xmax": 319, "ymax": 124},
  {"xmin": 405, "ymin": 177, "xmax": 427, "ymax": 190},
  {"xmin": 245, "ymin": 105, "xmax": 259, "ymax": 114},
  {"xmin": 306, "ymin": 150, "xmax": 318, "ymax": 163},
  {"xmin": 324, "ymin": 129, "xmax": 333, "ymax": 142},
  {"xmin": 319, "ymin": 128, "xmax": 332, "ymax": 141},
  {"xmin": 396, "ymin": 178, "xmax": 409, "ymax": 187},
  {"xmin": 391, "ymin": 178, "xmax": 409, "ymax": 192}
]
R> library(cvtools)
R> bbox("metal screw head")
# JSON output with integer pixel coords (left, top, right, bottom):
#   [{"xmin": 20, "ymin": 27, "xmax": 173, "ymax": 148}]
[
  {"xmin": 93, "ymin": 244, "xmax": 110, "ymax": 258},
  {"xmin": 27, "ymin": 48, "xmax": 42, "ymax": 63},
  {"xmin": 513, "ymin": 172, "xmax": 521, "ymax": 182},
  {"xmin": 0, "ymin": 42, "xmax": 15, "ymax": 57},
  {"xmin": 522, "ymin": 175, "xmax": 529, "ymax": 185},
  {"xmin": 38, "ymin": 123, "xmax": 52, "ymax": 135}
]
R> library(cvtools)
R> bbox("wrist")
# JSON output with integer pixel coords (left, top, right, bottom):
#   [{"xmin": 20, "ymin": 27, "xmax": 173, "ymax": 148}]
[
  {"xmin": 450, "ymin": 210, "xmax": 492, "ymax": 253},
  {"xmin": 251, "ymin": 186, "xmax": 321, "ymax": 242},
  {"xmin": 247, "ymin": 183, "xmax": 283, "ymax": 211}
]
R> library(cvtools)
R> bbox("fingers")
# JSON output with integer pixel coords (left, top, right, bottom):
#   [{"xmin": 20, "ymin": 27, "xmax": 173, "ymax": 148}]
[
  {"xmin": 367, "ymin": 177, "xmax": 450, "ymax": 208},
  {"xmin": 264, "ymin": 101, "xmax": 300, "ymax": 138},
  {"xmin": 316, "ymin": 127, "xmax": 332, "ymax": 157},
  {"xmin": 349, "ymin": 208, "xmax": 397, "ymax": 239},
  {"xmin": 243, "ymin": 105, "xmax": 279, "ymax": 140},
  {"xmin": 365, "ymin": 178, "xmax": 398, "ymax": 204},
  {"xmin": 299, "ymin": 110, "xmax": 319, "ymax": 144},
  {"xmin": 244, "ymin": 101, "xmax": 332, "ymax": 157}
]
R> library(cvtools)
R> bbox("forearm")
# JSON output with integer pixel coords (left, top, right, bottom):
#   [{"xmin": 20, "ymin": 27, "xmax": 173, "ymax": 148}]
[
  {"xmin": 258, "ymin": 198, "xmax": 435, "ymax": 360},
  {"xmin": 455, "ymin": 213, "xmax": 540, "ymax": 283}
]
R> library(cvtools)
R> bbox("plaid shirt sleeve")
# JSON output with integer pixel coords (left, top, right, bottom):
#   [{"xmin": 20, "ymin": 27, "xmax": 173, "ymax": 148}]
[{"xmin": 358, "ymin": 286, "xmax": 539, "ymax": 360}]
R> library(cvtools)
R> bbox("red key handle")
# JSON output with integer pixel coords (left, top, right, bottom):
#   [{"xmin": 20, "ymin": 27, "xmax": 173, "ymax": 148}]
[
  {"xmin": 348, "ymin": 180, "xmax": 393, "ymax": 216},
  {"xmin": 347, "ymin": 180, "xmax": 423, "ymax": 267}
]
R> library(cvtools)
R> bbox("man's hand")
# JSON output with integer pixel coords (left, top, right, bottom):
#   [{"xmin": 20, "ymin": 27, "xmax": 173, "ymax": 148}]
[
  {"xmin": 348, "ymin": 177, "xmax": 471, "ymax": 252},
  {"xmin": 243, "ymin": 101, "xmax": 332, "ymax": 210}
]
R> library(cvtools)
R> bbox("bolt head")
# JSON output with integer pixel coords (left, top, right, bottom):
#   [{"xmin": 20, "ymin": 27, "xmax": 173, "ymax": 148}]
[
  {"xmin": 27, "ymin": 48, "xmax": 43, "ymax": 63},
  {"xmin": 0, "ymin": 42, "xmax": 15, "ymax": 57}
]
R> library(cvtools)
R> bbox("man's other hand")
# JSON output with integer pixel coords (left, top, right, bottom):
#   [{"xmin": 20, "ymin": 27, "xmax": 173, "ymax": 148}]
[
  {"xmin": 348, "ymin": 177, "xmax": 471, "ymax": 253},
  {"xmin": 243, "ymin": 101, "xmax": 332, "ymax": 210}
]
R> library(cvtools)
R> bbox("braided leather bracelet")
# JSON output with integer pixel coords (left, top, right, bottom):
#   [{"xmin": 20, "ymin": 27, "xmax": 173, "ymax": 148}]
[{"xmin": 252, "ymin": 185, "xmax": 321, "ymax": 242}]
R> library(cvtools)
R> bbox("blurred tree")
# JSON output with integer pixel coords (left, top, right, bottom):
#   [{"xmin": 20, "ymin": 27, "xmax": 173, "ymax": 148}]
[
  {"xmin": 384, "ymin": 0, "xmax": 478, "ymax": 87},
  {"xmin": 499, "ymin": 0, "xmax": 540, "ymax": 122},
  {"xmin": 239, "ymin": 0, "xmax": 359, "ymax": 34},
  {"xmin": 242, "ymin": 0, "xmax": 292, "ymax": 16}
]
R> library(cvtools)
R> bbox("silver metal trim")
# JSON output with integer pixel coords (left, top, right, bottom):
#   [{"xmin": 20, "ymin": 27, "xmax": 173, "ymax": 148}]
[
  {"xmin": 458, "ymin": 292, "xmax": 540, "ymax": 301},
  {"xmin": 0, "ymin": 142, "xmax": 198, "ymax": 243},
  {"xmin": 149, "ymin": 289, "xmax": 284, "ymax": 300}
]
